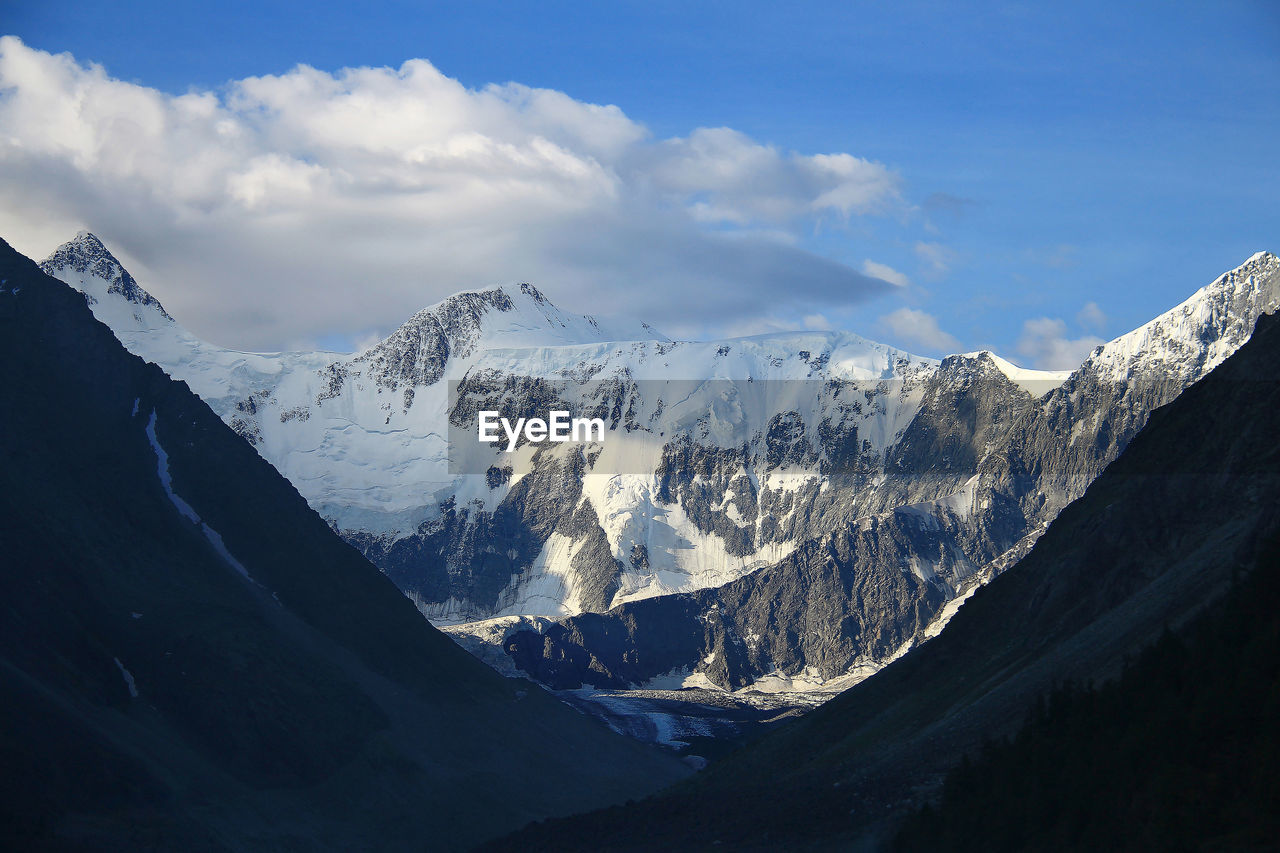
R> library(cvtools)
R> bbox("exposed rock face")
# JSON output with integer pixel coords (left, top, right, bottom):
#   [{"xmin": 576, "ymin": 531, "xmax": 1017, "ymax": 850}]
[
  {"xmin": 36, "ymin": 234, "xmax": 1280, "ymax": 691},
  {"xmin": 38, "ymin": 231, "xmax": 172, "ymax": 318},
  {"xmin": 487, "ymin": 296, "xmax": 1280, "ymax": 853},
  {"xmin": 507, "ymin": 479, "xmax": 1019, "ymax": 690},
  {"xmin": 352, "ymin": 448, "xmax": 624, "ymax": 615},
  {"xmin": 508, "ymin": 514, "xmax": 963, "ymax": 689},
  {"xmin": 507, "ymin": 254, "xmax": 1280, "ymax": 688},
  {"xmin": 0, "ymin": 238, "xmax": 689, "ymax": 850},
  {"xmin": 344, "ymin": 288, "xmax": 515, "ymax": 394}
]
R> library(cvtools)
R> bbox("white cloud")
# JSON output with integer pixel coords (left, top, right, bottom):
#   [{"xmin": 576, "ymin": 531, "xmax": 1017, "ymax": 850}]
[
  {"xmin": 1076, "ymin": 300, "xmax": 1107, "ymax": 332},
  {"xmin": 878, "ymin": 307, "xmax": 961, "ymax": 354},
  {"xmin": 0, "ymin": 38, "xmax": 906, "ymax": 350},
  {"xmin": 648, "ymin": 128, "xmax": 900, "ymax": 225},
  {"xmin": 861, "ymin": 260, "xmax": 910, "ymax": 288},
  {"xmin": 914, "ymin": 241, "xmax": 957, "ymax": 276},
  {"xmin": 1016, "ymin": 317, "xmax": 1104, "ymax": 369}
]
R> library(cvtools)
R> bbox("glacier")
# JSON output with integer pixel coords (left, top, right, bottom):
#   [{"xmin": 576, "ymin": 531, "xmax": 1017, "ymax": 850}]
[{"xmin": 39, "ymin": 232, "xmax": 1280, "ymax": 692}]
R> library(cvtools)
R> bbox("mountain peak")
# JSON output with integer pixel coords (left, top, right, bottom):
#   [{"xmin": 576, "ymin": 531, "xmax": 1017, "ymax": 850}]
[
  {"xmin": 41, "ymin": 232, "xmax": 171, "ymax": 321},
  {"xmin": 365, "ymin": 279, "xmax": 665, "ymax": 354},
  {"xmin": 47, "ymin": 230, "xmax": 119, "ymax": 271},
  {"xmin": 1084, "ymin": 250, "xmax": 1280, "ymax": 382},
  {"xmin": 518, "ymin": 281, "xmax": 548, "ymax": 303},
  {"xmin": 943, "ymin": 350, "xmax": 1070, "ymax": 394},
  {"xmin": 70, "ymin": 229, "xmax": 105, "ymax": 248},
  {"xmin": 1214, "ymin": 250, "xmax": 1277, "ymax": 288}
]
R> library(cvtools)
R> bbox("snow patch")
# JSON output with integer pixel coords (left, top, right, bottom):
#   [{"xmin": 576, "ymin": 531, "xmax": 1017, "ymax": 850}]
[
  {"xmin": 971, "ymin": 351, "xmax": 1071, "ymax": 393},
  {"xmin": 145, "ymin": 410, "xmax": 254, "ymax": 581},
  {"xmin": 922, "ymin": 581, "xmax": 980, "ymax": 640},
  {"xmin": 113, "ymin": 657, "xmax": 138, "ymax": 698}
]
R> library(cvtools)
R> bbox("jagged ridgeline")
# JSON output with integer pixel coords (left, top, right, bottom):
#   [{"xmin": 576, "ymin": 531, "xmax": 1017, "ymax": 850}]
[
  {"xmin": 0, "ymin": 239, "xmax": 688, "ymax": 849},
  {"xmin": 483, "ymin": 298, "xmax": 1280, "ymax": 853},
  {"xmin": 38, "ymin": 233, "xmax": 1280, "ymax": 691}
]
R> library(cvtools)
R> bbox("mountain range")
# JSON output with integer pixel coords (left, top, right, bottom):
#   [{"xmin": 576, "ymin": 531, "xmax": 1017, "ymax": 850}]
[
  {"xmin": 0, "ymin": 238, "xmax": 688, "ymax": 850},
  {"xmin": 484, "ymin": 278, "xmax": 1280, "ymax": 852},
  {"xmin": 37, "ymin": 233, "xmax": 1280, "ymax": 701},
  {"xmin": 9, "ymin": 228, "xmax": 1279, "ymax": 850}
]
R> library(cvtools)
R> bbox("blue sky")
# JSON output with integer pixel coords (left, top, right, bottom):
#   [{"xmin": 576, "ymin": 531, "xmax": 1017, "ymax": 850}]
[{"xmin": 4, "ymin": 0, "xmax": 1278, "ymax": 364}]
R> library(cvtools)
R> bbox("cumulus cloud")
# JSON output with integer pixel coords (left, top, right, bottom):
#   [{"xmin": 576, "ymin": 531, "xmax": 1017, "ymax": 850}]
[
  {"xmin": 1016, "ymin": 317, "xmax": 1104, "ymax": 370},
  {"xmin": 861, "ymin": 259, "xmax": 910, "ymax": 288},
  {"xmin": 878, "ymin": 307, "xmax": 961, "ymax": 354},
  {"xmin": 0, "ymin": 37, "xmax": 906, "ymax": 349}
]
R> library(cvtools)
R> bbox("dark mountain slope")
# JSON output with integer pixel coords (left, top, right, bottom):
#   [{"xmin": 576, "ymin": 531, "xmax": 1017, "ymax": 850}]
[
  {"xmin": 488, "ymin": 311, "xmax": 1280, "ymax": 851},
  {"xmin": 0, "ymin": 239, "xmax": 687, "ymax": 852},
  {"xmin": 893, "ymin": 533, "xmax": 1280, "ymax": 851}
]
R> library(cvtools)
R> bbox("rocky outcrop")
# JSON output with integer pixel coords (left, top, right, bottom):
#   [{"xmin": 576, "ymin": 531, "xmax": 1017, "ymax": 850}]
[
  {"xmin": 38, "ymin": 231, "xmax": 171, "ymax": 318},
  {"xmin": 353, "ymin": 446, "xmax": 625, "ymax": 617},
  {"xmin": 35, "ymin": 233, "xmax": 1280, "ymax": 693},
  {"xmin": 508, "ymin": 255, "xmax": 1280, "ymax": 689}
]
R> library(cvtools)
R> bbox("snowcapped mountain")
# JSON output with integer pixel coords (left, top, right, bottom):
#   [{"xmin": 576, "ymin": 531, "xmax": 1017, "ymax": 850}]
[
  {"xmin": 2, "ymin": 237, "xmax": 689, "ymax": 849},
  {"xmin": 1090, "ymin": 251, "xmax": 1279, "ymax": 382},
  {"xmin": 493, "ymin": 301, "xmax": 1280, "ymax": 853},
  {"xmin": 39, "ymin": 232, "xmax": 340, "ymax": 418},
  {"xmin": 40, "ymin": 232, "xmax": 958, "ymax": 618},
  {"xmin": 984, "ymin": 249, "xmax": 1280, "ymax": 527},
  {"xmin": 506, "ymin": 251, "xmax": 1280, "ymax": 690},
  {"xmin": 39, "ymin": 232, "xmax": 665, "ymax": 539},
  {"xmin": 39, "ymin": 234, "xmax": 1280, "ymax": 691}
]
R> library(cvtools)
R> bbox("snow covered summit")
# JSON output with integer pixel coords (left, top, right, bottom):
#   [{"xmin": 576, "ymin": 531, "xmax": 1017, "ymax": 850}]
[
  {"xmin": 39, "ymin": 232, "xmax": 172, "ymax": 327},
  {"xmin": 37, "ymin": 234, "xmax": 1280, "ymax": 639}
]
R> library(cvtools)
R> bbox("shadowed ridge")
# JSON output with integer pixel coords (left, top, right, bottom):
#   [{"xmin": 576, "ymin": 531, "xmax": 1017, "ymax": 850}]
[
  {"xmin": 0, "ymin": 237, "xmax": 688, "ymax": 851},
  {"xmin": 485, "ymin": 309, "xmax": 1280, "ymax": 851}
]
